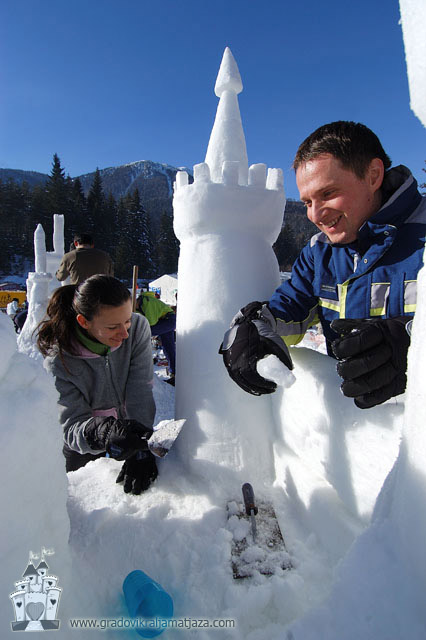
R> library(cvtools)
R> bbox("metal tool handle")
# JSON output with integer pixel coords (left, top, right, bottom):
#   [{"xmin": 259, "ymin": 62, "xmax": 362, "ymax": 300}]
[{"xmin": 242, "ymin": 483, "xmax": 258, "ymax": 516}]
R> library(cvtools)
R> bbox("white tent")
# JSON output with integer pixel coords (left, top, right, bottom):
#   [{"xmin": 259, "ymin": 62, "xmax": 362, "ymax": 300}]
[{"xmin": 149, "ymin": 274, "xmax": 178, "ymax": 305}]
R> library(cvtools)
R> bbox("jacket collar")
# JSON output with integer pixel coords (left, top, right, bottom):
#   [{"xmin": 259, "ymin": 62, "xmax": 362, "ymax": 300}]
[{"xmin": 364, "ymin": 165, "xmax": 421, "ymax": 230}]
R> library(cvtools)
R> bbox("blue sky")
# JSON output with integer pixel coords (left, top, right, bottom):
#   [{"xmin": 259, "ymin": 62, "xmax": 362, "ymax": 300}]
[{"xmin": 1, "ymin": 0, "xmax": 425, "ymax": 199}]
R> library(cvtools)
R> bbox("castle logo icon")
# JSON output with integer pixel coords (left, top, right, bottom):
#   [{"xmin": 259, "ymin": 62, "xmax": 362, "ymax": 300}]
[{"xmin": 9, "ymin": 548, "xmax": 62, "ymax": 632}]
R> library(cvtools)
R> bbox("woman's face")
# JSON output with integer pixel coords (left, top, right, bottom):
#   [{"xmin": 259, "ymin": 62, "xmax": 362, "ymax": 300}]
[{"xmin": 77, "ymin": 300, "xmax": 133, "ymax": 348}]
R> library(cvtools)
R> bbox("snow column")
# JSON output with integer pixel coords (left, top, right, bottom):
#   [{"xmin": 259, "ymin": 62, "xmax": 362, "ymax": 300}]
[
  {"xmin": 399, "ymin": 0, "xmax": 426, "ymax": 127},
  {"xmin": 47, "ymin": 214, "xmax": 65, "ymax": 294},
  {"xmin": 18, "ymin": 224, "xmax": 52, "ymax": 358},
  {"xmin": 173, "ymin": 48, "xmax": 285, "ymax": 489},
  {"xmin": 390, "ymin": 0, "xmax": 426, "ymax": 606}
]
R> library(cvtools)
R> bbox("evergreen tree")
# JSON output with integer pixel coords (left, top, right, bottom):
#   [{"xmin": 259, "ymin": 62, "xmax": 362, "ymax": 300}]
[
  {"xmin": 46, "ymin": 154, "xmax": 66, "ymax": 207},
  {"xmin": 39, "ymin": 154, "xmax": 67, "ymax": 248},
  {"xmin": 71, "ymin": 177, "xmax": 86, "ymax": 210},
  {"xmin": 0, "ymin": 179, "xmax": 33, "ymax": 273},
  {"xmin": 68, "ymin": 177, "xmax": 88, "ymax": 245},
  {"xmin": 0, "ymin": 179, "xmax": 19, "ymax": 272},
  {"xmin": 113, "ymin": 190, "xmax": 155, "ymax": 280},
  {"xmin": 102, "ymin": 192, "xmax": 118, "ymax": 257},
  {"xmin": 156, "ymin": 211, "xmax": 179, "ymax": 275},
  {"xmin": 86, "ymin": 168, "xmax": 105, "ymax": 234},
  {"xmin": 130, "ymin": 189, "xmax": 154, "ymax": 277},
  {"xmin": 114, "ymin": 196, "xmax": 133, "ymax": 279}
]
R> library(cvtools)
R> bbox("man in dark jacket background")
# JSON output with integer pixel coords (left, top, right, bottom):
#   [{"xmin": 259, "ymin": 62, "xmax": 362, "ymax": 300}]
[
  {"xmin": 56, "ymin": 233, "xmax": 114, "ymax": 285},
  {"xmin": 220, "ymin": 121, "xmax": 426, "ymax": 410}
]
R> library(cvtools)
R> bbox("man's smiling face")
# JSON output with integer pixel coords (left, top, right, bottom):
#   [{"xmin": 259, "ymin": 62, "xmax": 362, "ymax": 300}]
[{"xmin": 296, "ymin": 153, "xmax": 383, "ymax": 244}]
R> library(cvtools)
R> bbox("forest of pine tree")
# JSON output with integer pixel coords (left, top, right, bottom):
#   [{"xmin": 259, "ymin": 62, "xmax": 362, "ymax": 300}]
[
  {"xmin": 0, "ymin": 154, "xmax": 180, "ymax": 282},
  {"xmin": 0, "ymin": 153, "xmax": 319, "ymax": 284}
]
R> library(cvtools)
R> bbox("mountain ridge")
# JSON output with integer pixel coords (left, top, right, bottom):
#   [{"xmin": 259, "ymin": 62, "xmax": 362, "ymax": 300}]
[
  {"xmin": 0, "ymin": 160, "xmax": 193, "ymax": 223},
  {"xmin": 0, "ymin": 159, "xmax": 191, "ymax": 194}
]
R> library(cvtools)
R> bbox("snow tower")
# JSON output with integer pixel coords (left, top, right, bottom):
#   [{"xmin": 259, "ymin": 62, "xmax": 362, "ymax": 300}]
[{"xmin": 173, "ymin": 47, "xmax": 286, "ymax": 489}]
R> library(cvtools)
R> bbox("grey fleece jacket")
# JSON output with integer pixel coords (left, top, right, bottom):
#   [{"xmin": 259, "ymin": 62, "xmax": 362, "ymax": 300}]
[{"xmin": 44, "ymin": 313, "xmax": 156, "ymax": 455}]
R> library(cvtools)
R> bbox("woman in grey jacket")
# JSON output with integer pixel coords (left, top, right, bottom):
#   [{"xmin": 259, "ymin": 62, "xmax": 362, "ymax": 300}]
[{"xmin": 37, "ymin": 275, "xmax": 157, "ymax": 495}]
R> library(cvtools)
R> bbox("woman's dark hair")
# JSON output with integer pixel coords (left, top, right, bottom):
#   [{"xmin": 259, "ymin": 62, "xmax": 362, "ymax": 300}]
[
  {"xmin": 37, "ymin": 275, "xmax": 131, "ymax": 357},
  {"xmin": 293, "ymin": 121, "xmax": 392, "ymax": 178}
]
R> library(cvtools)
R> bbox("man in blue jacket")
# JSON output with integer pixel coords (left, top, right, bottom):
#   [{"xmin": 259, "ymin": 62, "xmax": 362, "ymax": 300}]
[{"xmin": 220, "ymin": 121, "xmax": 426, "ymax": 409}]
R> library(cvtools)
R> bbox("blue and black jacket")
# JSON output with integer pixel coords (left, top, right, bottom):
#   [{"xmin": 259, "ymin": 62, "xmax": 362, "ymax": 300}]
[{"xmin": 268, "ymin": 166, "xmax": 426, "ymax": 354}]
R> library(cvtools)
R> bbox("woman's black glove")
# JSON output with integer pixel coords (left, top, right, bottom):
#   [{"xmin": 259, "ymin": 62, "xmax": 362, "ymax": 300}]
[
  {"xmin": 85, "ymin": 418, "xmax": 153, "ymax": 460},
  {"xmin": 219, "ymin": 301, "xmax": 293, "ymax": 396},
  {"xmin": 116, "ymin": 451, "xmax": 158, "ymax": 495},
  {"xmin": 331, "ymin": 317, "xmax": 412, "ymax": 409}
]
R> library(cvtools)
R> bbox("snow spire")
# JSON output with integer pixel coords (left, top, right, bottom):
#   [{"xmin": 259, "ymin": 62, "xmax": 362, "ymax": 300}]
[
  {"xmin": 52, "ymin": 214, "xmax": 64, "ymax": 255},
  {"xmin": 34, "ymin": 224, "xmax": 46, "ymax": 274},
  {"xmin": 204, "ymin": 47, "xmax": 249, "ymax": 185}
]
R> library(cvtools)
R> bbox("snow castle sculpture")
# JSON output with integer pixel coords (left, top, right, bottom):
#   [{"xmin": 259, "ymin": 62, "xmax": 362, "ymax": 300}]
[
  {"xmin": 18, "ymin": 214, "xmax": 64, "ymax": 357},
  {"xmin": 9, "ymin": 549, "xmax": 62, "ymax": 631},
  {"xmin": 173, "ymin": 48, "xmax": 286, "ymax": 487}
]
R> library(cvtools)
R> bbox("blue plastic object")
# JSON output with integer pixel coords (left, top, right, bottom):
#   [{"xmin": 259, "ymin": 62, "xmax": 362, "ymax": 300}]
[{"xmin": 123, "ymin": 570, "xmax": 173, "ymax": 638}]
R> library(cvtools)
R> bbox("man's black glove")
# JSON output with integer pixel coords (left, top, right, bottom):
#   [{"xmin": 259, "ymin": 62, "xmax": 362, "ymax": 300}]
[
  {"xmin": 331, "ymin": 317, "xmax": 412, "ymax": 409},
  {"xmin": 85, "ymin": 418, "xmax": 153, "ymax": 460},
  {"xmin": 116, "ymin": 450, "xmax": 158, "ymax": 495},
  {"xmin": 219, "ymin": 301, "xmax": 293, "ymax": 396}
]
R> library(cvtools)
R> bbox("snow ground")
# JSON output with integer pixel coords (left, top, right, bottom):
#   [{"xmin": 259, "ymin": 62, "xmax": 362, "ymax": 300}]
[{"xmin": 1, "ymin": 309, "xmax": 416, "ymax": 639}]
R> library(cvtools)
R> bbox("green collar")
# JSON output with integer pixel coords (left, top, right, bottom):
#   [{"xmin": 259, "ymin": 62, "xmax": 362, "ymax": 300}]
[{"xmin": 75, "ymin": 325, "xmax": 110, "ymax": 356}]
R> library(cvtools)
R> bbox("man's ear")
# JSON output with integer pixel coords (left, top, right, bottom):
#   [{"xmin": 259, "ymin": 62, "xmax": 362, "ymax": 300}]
[
  {"xmin": 368, "ymin": 158, "xmax": 385, "ymax": 193},
  {"xmin": 76, "ymin": 314, "xmax": 89, "ymax": 330}
]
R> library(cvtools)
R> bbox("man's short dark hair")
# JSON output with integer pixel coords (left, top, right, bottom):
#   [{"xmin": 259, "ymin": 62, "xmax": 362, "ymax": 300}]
[
  {"xmin": 74, "ymin": 233, "xmax": 94, "ymax": 245},
  {"xmin": 293, "ymin": 121, "xmax": 392, "ymax": 178}
]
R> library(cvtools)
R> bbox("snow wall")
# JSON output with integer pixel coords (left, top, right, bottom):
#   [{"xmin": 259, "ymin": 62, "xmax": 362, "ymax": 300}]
[{"xmin": 0, "ymin": 313, "xmax": 73, "ymax": 635}]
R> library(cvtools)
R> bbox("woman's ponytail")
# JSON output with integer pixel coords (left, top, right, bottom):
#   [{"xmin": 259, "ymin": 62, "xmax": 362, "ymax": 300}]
[{"xmin": 37, "ymin": 285, "xmax": 78, "ymax": 357}]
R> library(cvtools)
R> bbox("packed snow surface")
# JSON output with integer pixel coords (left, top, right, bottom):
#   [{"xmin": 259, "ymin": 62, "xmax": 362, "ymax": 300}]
[{"xmin": 2, "ymin": 306, "xmax": 422, "ymax": 638}]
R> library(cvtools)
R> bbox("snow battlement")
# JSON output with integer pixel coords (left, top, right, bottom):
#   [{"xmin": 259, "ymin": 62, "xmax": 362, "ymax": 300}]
[{"xmin": 175, "ymin": 162, "xmax": 283, "ymax": 190}]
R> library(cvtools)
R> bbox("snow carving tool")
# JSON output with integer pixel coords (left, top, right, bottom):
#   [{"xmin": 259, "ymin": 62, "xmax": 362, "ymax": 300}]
[
  {"xmin": 148, "ymin": 419, "xmax": 186, "ymax": 458},
  {"xmin": 226, "ymin": 482, "xmax": 292, "ymax": 579},
  {"xmin": 242, "ymin": 483, "xmax": 258, "ymax": 542}
]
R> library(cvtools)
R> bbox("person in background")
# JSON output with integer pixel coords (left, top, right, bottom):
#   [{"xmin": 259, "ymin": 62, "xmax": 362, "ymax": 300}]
[
  {"xmin": 13, "ymin": 300, "xmax": 28, "ymax": 334},
  {"xmin": 56, "ymin": 233, "xmax": 114, "ymax": 285},
  {"xmin": 220, "ymin": 121, "xmax": 426, "ymax": 409},
  {"xmin": 37, "ymin": 275, "xmax": 157, "ymax": 495},
  {"xmin": 6, "ymin": 297, "xmax": 19, "ymax": 318},
  {"xmin": 6, "ymin": 297, "xmax": 21, "ymax": 333},
  {"xmin": 136, "ymin": 289, "xmax": 176, "ymax": 386}
]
